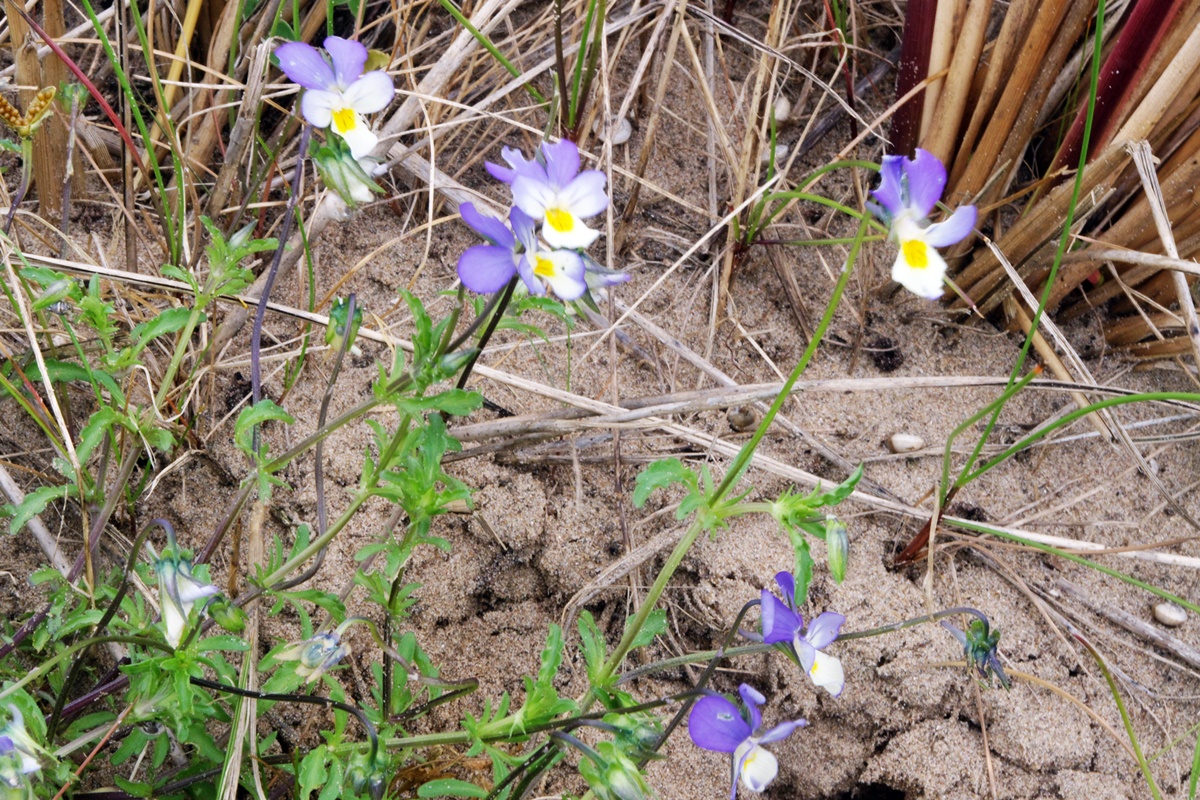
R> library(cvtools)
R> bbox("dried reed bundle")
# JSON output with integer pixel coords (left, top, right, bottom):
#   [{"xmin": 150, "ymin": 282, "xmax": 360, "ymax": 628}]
[{"xmin": 895, "ymin": 0, "xmax": 1200, "ymax": 358}]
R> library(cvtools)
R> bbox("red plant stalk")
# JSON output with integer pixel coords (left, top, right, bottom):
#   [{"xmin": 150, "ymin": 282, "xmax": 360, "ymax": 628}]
[
  {"xmin": 1050, "ymin": 0, "xmax": 1187, "ymax": 174},
  {"xmin": 891, "ymin": 0, "xmax": 938, "ymax": 156}
]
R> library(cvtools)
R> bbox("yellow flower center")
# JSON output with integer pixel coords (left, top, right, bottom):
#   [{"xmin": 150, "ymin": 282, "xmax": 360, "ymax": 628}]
[
  {"xmin": 901, "ymin": 239, "xmax": 929, "ymax": 269},
  {"xmin": 810, "ymin": 660, "xmax": 819, "ymax": 676},
  {"xmin": 534, "ymin": 255, "xmax": 556, "ymax": 277},
  {"xmin": 545, "ymin": 207, "xmax": 574, "ymax": 233},
  {"xmin": 332, "ymin": 107, "xmax": 358, "ymax": 134}
]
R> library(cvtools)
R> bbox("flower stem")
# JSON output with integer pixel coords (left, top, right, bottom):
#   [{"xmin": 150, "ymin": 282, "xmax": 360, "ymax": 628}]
[{"xmin": 587, "ymin": 213, "xmax": 871, "ymax": 697}]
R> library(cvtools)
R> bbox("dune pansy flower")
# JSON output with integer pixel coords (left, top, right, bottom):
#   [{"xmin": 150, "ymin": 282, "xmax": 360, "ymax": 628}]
[
  {"xmin": 761, "ymin": 571, "xmax": 847, "ymax": 696},
  {"xmin": 507, "ymin": 140, "xmax": 608, "ymax": 249},
  {"xmin": 869, "ymin": 148, "xmax": 977, "ymax": 299},
  {"xmin": 153, "ymin": 541, "xmax": 219, "ymax": 649},
  {"xmin": 275, "ymin": 625, "xmax": 352, "ymax": 685},
  {"xmin": 0, "ymin": 706, "xmax": 44, "ymax": 789},
  {"xmin": 275, "ymin": 36, "xmax": 395, "ymax": 159},
  {"xmin": 688, "ymin": 684, "xmax": 806, "ymax": 799},
  {"xmin": 457, "ymin": 202, "xmax": 589, "ymax": 299}
]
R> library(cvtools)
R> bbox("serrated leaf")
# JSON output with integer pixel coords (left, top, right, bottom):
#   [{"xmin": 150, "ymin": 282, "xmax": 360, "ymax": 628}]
[
  {"xmin": 418, "ymin": 779, "xmax": 488, "ymax": 798},
  {"xmin": 633, "ymin": 458, "xmax": 699, "ymax": 508},
  {"xmin": 394, "ymin": 389, "xmax": 483, "ymax": 417},
  {"xmin": 4, "ymin": 483, "xmax": 75, "ymax": 535},
  {"xmin": 234, "ymin": 400, "xmax": 295, "ymax": 455},
  {"xmin": 578, "ymin": 611, "xmax": 606, "ymax": 683},
  {"xmin": 628, "ymin": 609, "xmax": 666, "ymax": 650},
  {"xmin": 130, "ymin": 307, "xmax": 195, "ymax": 348},
  {"xmin": 297, "ymin": 745, "xmax": 329, "ymax": 800},
  {"xmin": 538, "ymin": 625, "xmax": 564, "ymax": 687}
]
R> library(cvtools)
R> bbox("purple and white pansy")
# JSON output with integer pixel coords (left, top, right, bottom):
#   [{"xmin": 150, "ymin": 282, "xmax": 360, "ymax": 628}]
[
  {"xmin": 868, "ymin": 148, "xmax": 977, "ymax": 300},
  {"xmin": 459, "ymin": 139, "xmax": 628, "ymax": 300},
  {"xmin": 761, "ymin": 571, "xmax": 847, "ymax": 697},
  {"xmin": 275, "ymin": 36, "xmax": 395, "ymax": 159},
  {"xmin": 688, "ymin": 684, "xmax": 806, "ymax": 799}
]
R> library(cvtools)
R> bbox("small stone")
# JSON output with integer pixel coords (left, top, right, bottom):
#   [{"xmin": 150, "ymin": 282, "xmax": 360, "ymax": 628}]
[
  {"xmin": 888, "ymin": 433, "xmax": 925, "ymax": 454},
  {"xmin": 1154, "ymin": 602, "xmax": 1186, "ymax": 627},
  {"xmin": 593, "ymin": 115, "xmax": 632, "ymax": 145},
  {"xmin": 727, "ymin": 405, "xmax": 758, "ymax": 432},
  {"xmin": 773, "ymin": 94, "xmax": 792, "ymax": 123},
  {"xmin": 760, "ymin": 143, "xmax": 789, "ymax": 166}
]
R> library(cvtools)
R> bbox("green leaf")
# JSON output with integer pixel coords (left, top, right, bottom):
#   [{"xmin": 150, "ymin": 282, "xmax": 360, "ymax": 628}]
[
  {"xmin": 234, "ymin": 400, "xmax": 295, "ymax": 455},
  {"xmin": 418, "ymin": 779, "xmax": 488, "ymax": 798},
  {"xmin": 633, "ymin": 458, "xmax": 700, "ymax": 509},
  {"xmin": 394, "ymin": 389, "xmax": 483, "ymax": 417},
  {"xmin": 28, "ymin": 359, "xmax": 125, "ymax": 404},
  {"xmin": 130, "ymin": 307, "xmax": 195, "ymax": 348},
  {"xmin": 628, "ymin": 609, "xmax": 666, "ymax": 650},
  {"xmin": 76, "ymin": 407, "xmax": 119, "ymax": 465},
  {"xmin": 297, "ymin": 745, "xmax": 329, "ymax": 800},
  {"xmin": 4, "ymin": 483, "xmax": 75, "ymax": 534},
  {"xmin": 112, "ymin": 777, "xmax": 154, "ymax": 798},
  {"xmin": 792, "ymin": 538, "xmax": 814, "ymax": 606},
  {"xmin": 537, "ymin": 624, "xmax": 564, "ymax": 687},
  {"xmin": 811, "ymin": 464, "xmax": 864, "ymax": 508},
  {"xmin": 578, "ymin": 611, "xmax": 606, "ymax": 684},
  {"xmin": 195, "ymin": 635, "xmax": 250, "ymax": 652}
]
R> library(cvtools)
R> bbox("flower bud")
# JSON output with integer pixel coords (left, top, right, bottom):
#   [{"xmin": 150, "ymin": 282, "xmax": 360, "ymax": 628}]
[
  {"xmin": 325, "ymin": 296, "xmax": 364, "ymax": 354},
  {"xmin": 310, "ymin": 141, "xmax": 383, "ymax": 208},
  {"xmin": 825, "ymin": 517, "xmax": 849, "ymax": 584},
  {"xmin": 207, "ymin": 598, "xmax": 247, "ymax": 633},
  {"xmin": 437, "ymin": 347, "xmax": 478, "ymax": 377}
]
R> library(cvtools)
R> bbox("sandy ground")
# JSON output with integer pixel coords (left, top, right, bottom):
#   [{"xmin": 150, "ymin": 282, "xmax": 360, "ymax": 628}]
[{"xmin": 4, "ymin": 8, "xmax": 1200, "ymax": 800}]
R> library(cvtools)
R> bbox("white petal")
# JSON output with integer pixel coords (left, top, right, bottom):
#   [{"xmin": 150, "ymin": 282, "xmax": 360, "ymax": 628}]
[
  {"xmin": 511, "ymin": 176, "xmax": 556, "ymax": 219},
  {"xmin": 345, "ymin": 71, "xmax": 395, "ymax": 114},
  {"xmin": 541, "ymin": 212, "xmax": 601, "ymax": 249},
  {"xmin": 808, "ymin": 650, "xmax": 845, "ymax": 696},
  {"xmin": 300, "ymin": 89, "xmax": 339, "ymax": 128},
  {"xmin": 163, "ymin": 601, "xmax": 186, "ymax": 648},
  {"xmin": 337, "ymin": 121, "xmax": 379, "ymax": 159},
  {"xmin": 531, "ymin": 251, "xmax": 587, "ymax": 300},
  {"xmin": 891, "ymin": 241, "xmax": 948, "ymax": 300},
  {"xmin": 735, "ymin": 744, "xmax": 779, "ymax": 793}
]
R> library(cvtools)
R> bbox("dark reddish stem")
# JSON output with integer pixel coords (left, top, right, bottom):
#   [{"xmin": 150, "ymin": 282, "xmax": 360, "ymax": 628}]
[
  {"xmin": 890, "ymin": 0, "xmax": 936, "ymax": 156},
  {"xmin": 12, "ymin": 4, "xmax": 145, "ymax": 173}
]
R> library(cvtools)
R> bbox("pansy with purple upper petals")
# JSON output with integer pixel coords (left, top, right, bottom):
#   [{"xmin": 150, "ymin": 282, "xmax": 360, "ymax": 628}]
[
  {"xmin": 154, "ymin": 547, "xmax": 219, "ymax": 650},
  {"xmin": 510, "ymin": 139, "xmax": 608, "ymax": 249},
  {"xmin": 0, "ymin": 704, "xmax": 46, "ymax": 792},
  {"xmin": 761, "ymin": 571, "xmax": 847, "ymax": 696},
  {"xmin": 688, "ymin": 684, "xmax": 806, "ymax": 800},
  {"xmin": 868, "ymin": 148, "xmax": 976, "ymax": 300},
  {"xmin": 275, "ymin": 37, "xmax": 395, "ymax": 159},
  {"xmin": 457, "ymin": 202, "xmax": 590, "ymax": 300}
]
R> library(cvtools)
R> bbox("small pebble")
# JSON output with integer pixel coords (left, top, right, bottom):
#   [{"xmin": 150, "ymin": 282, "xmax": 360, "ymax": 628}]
[
  {"xmin": 773, "ymin": 94, "xmax": 792, "ymax": 123},
  {"xmin": 888, "ymin": 433, "xmax": 925, "ymax": 454},
  {"xmin": 1154, "ymin": 602, "xmax": 1187, "ymax": 627},
  {"xmin": 760, "ymin": 143, "xmax": 789, "ymax": 166},
  {"xmin": 727, "ymin": 405, "xmax": 758, "ymax": 432},
  {"xmin": 593, "ymin": 115, "xmax": 632, "ymax": 145}
]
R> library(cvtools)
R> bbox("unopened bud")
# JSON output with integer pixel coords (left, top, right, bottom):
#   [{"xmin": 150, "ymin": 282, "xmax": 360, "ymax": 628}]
[{"xmin": 825, "ymin": 517, "xmax": 848, "ymax": 584}]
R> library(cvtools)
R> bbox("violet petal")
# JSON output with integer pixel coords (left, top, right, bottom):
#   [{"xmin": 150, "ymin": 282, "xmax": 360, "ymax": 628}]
[
  {"xmin": 687, "ymin": 695, "xmax": 750, "ymax": 753},
  {"xmin": 906, "ymin": 148, "xmax": 947, "ymax": 218}
]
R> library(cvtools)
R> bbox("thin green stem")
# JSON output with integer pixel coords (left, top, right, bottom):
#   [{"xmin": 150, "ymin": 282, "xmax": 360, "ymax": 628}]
[
  {"xmin": 947, "ymin": 517, "xmax": 1200, "ymax": 614},
  {"xmin": 438, "ymin": 0, "xmax": 546, "ymax": 105},
  {"xmin": 586, "ymin": 213, "xmax": 870, "ymax": 699},
  {"xmin": 1075, "ymin": 634, "xmax": 1163, "ymax": 800},
  {"xmin": 951, "ymin": 0, "xmax": 1105, "ymax": 492}
]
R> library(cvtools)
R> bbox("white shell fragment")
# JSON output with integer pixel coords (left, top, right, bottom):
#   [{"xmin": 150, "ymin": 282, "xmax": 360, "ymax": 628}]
[
  {"xmin": 593, "ymin": 115, "xmax": 633, "ymax": 145},
  {"xmin": 1154, "ymin": 602, "xmax": 1187, "ymax": 627},
  {"xmin": 888, "ymin": 433, "xmax": 925, "ymax": 454},
  {"xmin": 773, "ymin": 94, "xmax": 792, "ymax": 123},
  {"xmin": 760, "ymin": 143, "xmax": 789, "ymax": 166}
]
